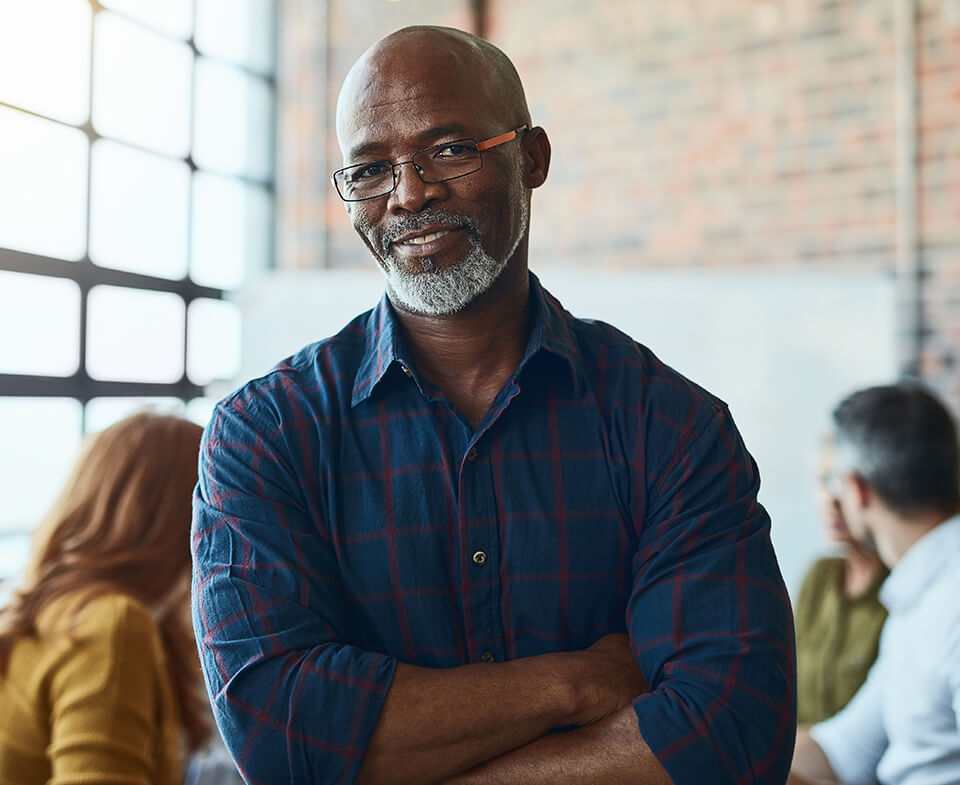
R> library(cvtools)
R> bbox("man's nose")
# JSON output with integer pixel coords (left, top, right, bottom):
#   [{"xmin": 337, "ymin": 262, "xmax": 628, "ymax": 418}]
[{"xmin": 387, "ymin": 161, "xmax": 448, "ymax": 214}]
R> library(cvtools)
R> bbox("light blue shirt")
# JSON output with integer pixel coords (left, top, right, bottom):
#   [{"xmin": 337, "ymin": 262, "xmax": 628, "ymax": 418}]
[{"xmin": 811, "ymin": 514, "xmax": 960, "ymax": 785}]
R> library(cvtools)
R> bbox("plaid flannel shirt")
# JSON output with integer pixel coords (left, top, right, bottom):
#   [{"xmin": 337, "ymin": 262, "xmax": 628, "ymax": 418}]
[{"xmin": 192, "ymin": 273, "xmax": 796, "ymax": 785}]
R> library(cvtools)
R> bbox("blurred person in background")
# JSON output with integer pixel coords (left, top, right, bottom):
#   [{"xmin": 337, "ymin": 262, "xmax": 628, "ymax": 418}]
[
  {"xmin": 794, "ymin": 434, "xmax": 887, "ymax": 725},
  {"xmin": 0, "ymin": 413, "xmax": 211, "ymax": 785},
  {"xmin": 789, "ymin": 385, "xmax": 960, "ymax": 785}
]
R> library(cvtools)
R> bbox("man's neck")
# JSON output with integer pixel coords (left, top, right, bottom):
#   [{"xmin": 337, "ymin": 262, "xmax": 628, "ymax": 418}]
[
  {"xmin": 873, "ymin": 504, "xmax": 960, "ymax": 568},
  {"xmin": 390, "ymin": 260, "xmax": 532, "ymax": 427}
]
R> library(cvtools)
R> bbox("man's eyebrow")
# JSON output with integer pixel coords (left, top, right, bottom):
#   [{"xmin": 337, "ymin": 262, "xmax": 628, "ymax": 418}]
[{"xmin": 347, "ymin": 124, "xmax": 474, "ymax": 163}]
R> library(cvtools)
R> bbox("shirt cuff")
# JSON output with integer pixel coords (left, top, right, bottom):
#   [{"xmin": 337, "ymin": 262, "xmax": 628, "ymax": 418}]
[{"xmin": 809, "ymin": 717, "xmax": 871, "ymax": 785}]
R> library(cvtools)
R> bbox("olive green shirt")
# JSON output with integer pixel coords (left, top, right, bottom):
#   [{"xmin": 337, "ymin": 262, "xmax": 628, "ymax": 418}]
[{"xmin": 794, "ymin": 556, "xmax": 888, "ymax": 725}]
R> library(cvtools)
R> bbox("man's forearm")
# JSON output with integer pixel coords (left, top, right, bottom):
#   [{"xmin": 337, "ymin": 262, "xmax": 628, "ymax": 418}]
[
  {"xmin": 439, "ymin": 705, "xmax": 674, "ymax": 785},
  {"xmin": 787, "ymin": 727, "xmax": 839, "ymax": 785},
  {"xmin": 356, "ymin": 635, "xmax": 646, "ymax": 785},
  {"xmin": 355, "ymin": 655, "xmax": 582, "ymax": 785}
]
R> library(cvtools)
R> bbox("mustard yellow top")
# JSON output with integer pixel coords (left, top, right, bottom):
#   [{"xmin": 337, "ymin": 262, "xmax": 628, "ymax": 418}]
[
  {"xmin": 795, "ymin": 557, "xmax": 888, "ymax": 725},
  {"xmin": 0, "ymin": 592, "xmax": 185, "ymax": 785}
]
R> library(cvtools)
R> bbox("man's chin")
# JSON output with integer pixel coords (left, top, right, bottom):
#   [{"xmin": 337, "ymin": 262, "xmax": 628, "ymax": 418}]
[
  {"xmin": 386, "ymin": 284, "xmax": 468, "ymax": 317},
  {"xmin": 399, "ymin": 256, "xmax": 439, "ymax": 274},
  {"xmin": 379, "ymin": 240, "xmax": 509, "ymax": 317},
  {"xmin": 385, "ymin": 252, "xmax": 459, "ymax": 276},
  {"xmin": 383, "ymin": 265, "xmax": 478, "ymax": 316}
]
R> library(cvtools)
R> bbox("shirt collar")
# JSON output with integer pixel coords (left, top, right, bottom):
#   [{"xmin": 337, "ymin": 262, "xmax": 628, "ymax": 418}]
[
  {"xmin": 351, "ymin": 272, "xmax": 587, "ymax": 407},
  {"xmin": 879, "ymin": 513, "xmax": 960, "ymax": 613},
  {"xmin": 520, "ymin": 272, "xmax": 587, "ymax": 394},
  {"xmin": 351, "ymin": 292, "xmax": 405, "ymax": 407}
]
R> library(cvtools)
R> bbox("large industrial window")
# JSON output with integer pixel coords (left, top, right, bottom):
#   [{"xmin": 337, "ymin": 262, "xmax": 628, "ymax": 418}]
[{"xmin": 0, "ymin": 0, "xmax": 276, "ymax": 579}]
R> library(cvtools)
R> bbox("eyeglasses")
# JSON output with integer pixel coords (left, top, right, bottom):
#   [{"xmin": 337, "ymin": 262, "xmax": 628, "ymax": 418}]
[
  {"xmin": 821, "ymin": 469, "xmax": 852, "ymax": 498},
  {"xmin": 332, "ymin": 125, "xmax": 529, "ymax": 202},
  {"xmin": 821, "ymin": 471, "xmax": 842, "ymax": 497}
]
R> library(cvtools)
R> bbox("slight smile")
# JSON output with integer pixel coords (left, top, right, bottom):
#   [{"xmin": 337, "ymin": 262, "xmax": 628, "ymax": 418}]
[{"xmin": 392, "ymin": 227, "xmax": 465, "ymax": 258}]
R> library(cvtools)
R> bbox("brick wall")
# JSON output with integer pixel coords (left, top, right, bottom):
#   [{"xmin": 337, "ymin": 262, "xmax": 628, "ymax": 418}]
[
  {"xmin": 493, "ymin": 1, "xmax": 899, "ymax": 271},
  {"xmin": 277, "ymin": 0, "xmax": 960, "ymax": 412},
  {"xmin": 917, "ymin": 0, "xmax": 960, "ymax": 409},
  {"xmin": 278, "ymin": 0, "xmax": 474, "ymax": 272}
]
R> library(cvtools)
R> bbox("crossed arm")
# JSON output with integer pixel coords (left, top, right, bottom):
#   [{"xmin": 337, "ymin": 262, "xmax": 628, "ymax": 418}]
[
  {"xmin": 355, "ymin": 634, "xmax": 672, "ymax": 785},
  {"xmin": 193, "ymin": 402, "xmax": 795, "ymax": 785}
]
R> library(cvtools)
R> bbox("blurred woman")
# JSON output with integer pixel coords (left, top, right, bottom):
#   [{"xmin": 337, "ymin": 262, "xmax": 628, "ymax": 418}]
[
  {"xmin": 794, "ymin": 435, "xmax": 888, "ymax": 725},
  {"xmin": 0, "ymin": 413, "xmax": 210, "ymax": 784}
]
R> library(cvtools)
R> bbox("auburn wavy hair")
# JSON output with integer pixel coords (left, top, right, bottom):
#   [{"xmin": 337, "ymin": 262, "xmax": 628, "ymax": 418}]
[{"xmin": 0, "ymin": 412, "xmax": 210, "ymax": 750}]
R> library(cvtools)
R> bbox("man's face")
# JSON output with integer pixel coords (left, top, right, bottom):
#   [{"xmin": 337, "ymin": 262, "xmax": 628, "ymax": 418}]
[
  {"xmin": 836, "ymin": 475, "xmax": 871, "ymax": 545},
  {"xmin": 831, "ymin": 450, "xmax": 878, "ymax": 553},
  {"xmin": 337, "ymin": 54, "xmax": 529, "ymax": 315}
]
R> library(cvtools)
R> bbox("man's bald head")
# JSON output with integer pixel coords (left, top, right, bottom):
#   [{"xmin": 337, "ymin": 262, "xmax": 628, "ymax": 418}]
[{"xmin": 335, "ymin": 26, "xmax": 531, "ymax": 154}]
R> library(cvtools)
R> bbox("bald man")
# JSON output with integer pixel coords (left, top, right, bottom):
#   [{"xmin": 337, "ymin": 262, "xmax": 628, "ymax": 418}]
[{"xmin": 192, "ymin": 26, "xmax": 796, "ymax": 785}]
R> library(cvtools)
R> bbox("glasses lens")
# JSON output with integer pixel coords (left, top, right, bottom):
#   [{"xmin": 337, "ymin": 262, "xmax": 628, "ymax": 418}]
[
  {"xmin": 823, "ymin": 471, "xmax": 843, "ymax": 497},
  {"xmin": 335, "ymin": 161, "xmax": 394, "ymax": 201},
  {"xmin": 412, "ymin": 139, "xmax": 481, "ymax": 182}
]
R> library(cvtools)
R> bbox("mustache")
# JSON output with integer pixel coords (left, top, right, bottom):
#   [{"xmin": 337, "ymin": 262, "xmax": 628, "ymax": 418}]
[{"xmin": 377, "ymin": 211, "xmax": 479, "ymax": 254}]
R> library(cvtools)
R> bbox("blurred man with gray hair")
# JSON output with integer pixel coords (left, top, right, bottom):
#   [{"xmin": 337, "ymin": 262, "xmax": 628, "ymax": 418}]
[{"xmin": 789, "ymin": 384, "xmax": 960, "ymax": 785}]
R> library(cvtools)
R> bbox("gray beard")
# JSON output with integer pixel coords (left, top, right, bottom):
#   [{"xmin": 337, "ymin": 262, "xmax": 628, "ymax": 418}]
[
  {"xmin": 383, "ymin": 237, "xmax": 509, "ymax": 316},
  {"xmin": 360, "ymin": 200, "xmax": 529, "ymax": 316}
]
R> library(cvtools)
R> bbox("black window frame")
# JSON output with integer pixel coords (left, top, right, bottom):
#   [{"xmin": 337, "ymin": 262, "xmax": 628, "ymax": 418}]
[{"xmin": 0, "ymin": 0, "xmax": 278, "ymax": 429}]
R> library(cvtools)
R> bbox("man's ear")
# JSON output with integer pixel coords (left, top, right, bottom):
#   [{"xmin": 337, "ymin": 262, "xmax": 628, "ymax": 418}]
[{"xmin": 521, "ymin": 126, "xmax": 551, "ymax": 189}]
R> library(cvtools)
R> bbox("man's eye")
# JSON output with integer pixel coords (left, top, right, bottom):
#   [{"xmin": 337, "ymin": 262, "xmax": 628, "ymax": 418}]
[
  {"xmin": 349, "ymin": 163, "xmax": 389, "ymax": 181},
  {"xmin": 434, "ymin": 143, "xmax": 477, "ymax": 159}
]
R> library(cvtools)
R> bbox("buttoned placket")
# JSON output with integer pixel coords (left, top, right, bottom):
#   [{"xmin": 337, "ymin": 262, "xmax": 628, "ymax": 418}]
[
  {"xmin": 395, "ymin": 354, "xmax": 527, "ymax": 665},
  {"xmin": 455, "ymin": 376, "xmax": 524, "ymax": 665}
]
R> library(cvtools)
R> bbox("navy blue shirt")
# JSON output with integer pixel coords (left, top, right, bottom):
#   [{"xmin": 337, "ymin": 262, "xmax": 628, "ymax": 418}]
[{"xmin": 192, "ymin": 273, "xmax": 796, "ymax": 785}]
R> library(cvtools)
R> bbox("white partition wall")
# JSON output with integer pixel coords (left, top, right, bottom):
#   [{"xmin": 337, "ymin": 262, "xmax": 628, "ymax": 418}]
[{"xmin": 235, "ymin": 267, "xmax": 897, "ymax": 597}]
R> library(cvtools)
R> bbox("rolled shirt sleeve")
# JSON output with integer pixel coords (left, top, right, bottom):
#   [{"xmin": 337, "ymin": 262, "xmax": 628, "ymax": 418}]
[
  {"xmin": 809, "ymin": 664, "xmax": 887, "ymax": 785},
  {"xmin": 628, "ymin": 406, "xmax": 797, "ymax": 785},
  {"xmin": 191, "ymin": 397, "xmax": 396, "ymax": 785}
]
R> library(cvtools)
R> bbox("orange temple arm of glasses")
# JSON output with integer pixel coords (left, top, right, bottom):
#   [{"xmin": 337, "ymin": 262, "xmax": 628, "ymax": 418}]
[{"xmin": 477, "ymin": 129, "xmax": 519, "ymax": 151}]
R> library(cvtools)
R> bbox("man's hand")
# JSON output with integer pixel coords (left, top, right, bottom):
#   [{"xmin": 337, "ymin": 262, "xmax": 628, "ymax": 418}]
[
  {"xmin": 440, "ymin": 705, "xmax": 676, "ymax": 785},
  {"xmin": 574, "ymin": 634, "xmax": 650, "ymax": 726}
]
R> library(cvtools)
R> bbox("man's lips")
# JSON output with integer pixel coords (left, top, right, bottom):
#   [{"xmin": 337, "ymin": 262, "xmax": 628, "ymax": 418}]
[{"xmin": 390, "ymin": 226, "xmax": 465, "ymax": 258}]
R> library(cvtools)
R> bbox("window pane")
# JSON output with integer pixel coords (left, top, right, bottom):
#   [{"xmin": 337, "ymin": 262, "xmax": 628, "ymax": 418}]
[
  {"xmin": 0, "ymin": 398, "xmax": 83, "ymax": 534},
  {"xmin": 86, "ymin": 286, "xmax": 185, "ymax": 383},
  {"xmin": 194, "ymin": 59, "xmax": 274, "ymax": 181},
  {"xmin": 99, "ymin": 0, "xmax": 194, "ymax": 40},
  {"xmin": 186, "ymin": 397, "xmax": 216, "ymax": 428},
  {"xmin": 92, "ymin": 12, "xmax": 193, "ymax": 157},
  {"xmin": 0, "ymin": 106, "xmax": 88, "ymax": 260},
  {"xmin": 195, "ymin": 0, "xmax": 276, "ymax": 75},
  {"xmin": 85, "ymin": 396, "xmax": 185, "ymax": 434},
  {"xmin": 191, "ymin": 173, "xmax": 272, "ymax": 289},
  {"xmin": 90, "ymin": 140, "xmax": 190, "ymax": 279},
  {"xmin": 187, "ymin": 299, "xmax": 241, "ymax": 386},
  {"xmin": 0, "ymin": 272, "xmax": 80, "ymax": 376},
  {"xmin": 0, "ymin": 0, "xmax": 91, "ymax": 124},
  {"xmin": 0, "ymin": 532, "xmax": 30, "ymax": 584}
]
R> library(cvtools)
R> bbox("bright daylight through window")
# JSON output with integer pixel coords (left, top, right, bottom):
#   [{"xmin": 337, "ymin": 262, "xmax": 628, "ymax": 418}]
[{"xmin": 0, "ymin": 0, "xmax": 276, "ymax": 581}]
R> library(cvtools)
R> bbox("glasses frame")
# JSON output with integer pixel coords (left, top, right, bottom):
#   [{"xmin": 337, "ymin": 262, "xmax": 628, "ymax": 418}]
[{"xmin": 332, "ymin": 124, "xmax": 530, "ymax": 203}]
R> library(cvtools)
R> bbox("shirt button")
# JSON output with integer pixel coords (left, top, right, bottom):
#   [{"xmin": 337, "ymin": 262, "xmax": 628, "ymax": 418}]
[
  {"xmin": 472, "ymin": 550, "xmax": 487, "ymax": 566},
  {"xmin": 467, "ymin": 447, "xmax": 478, "ymax": 462},
  {"xmin": 480, "ymin": 651, "xmax": 495, "ymax": 663}
]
